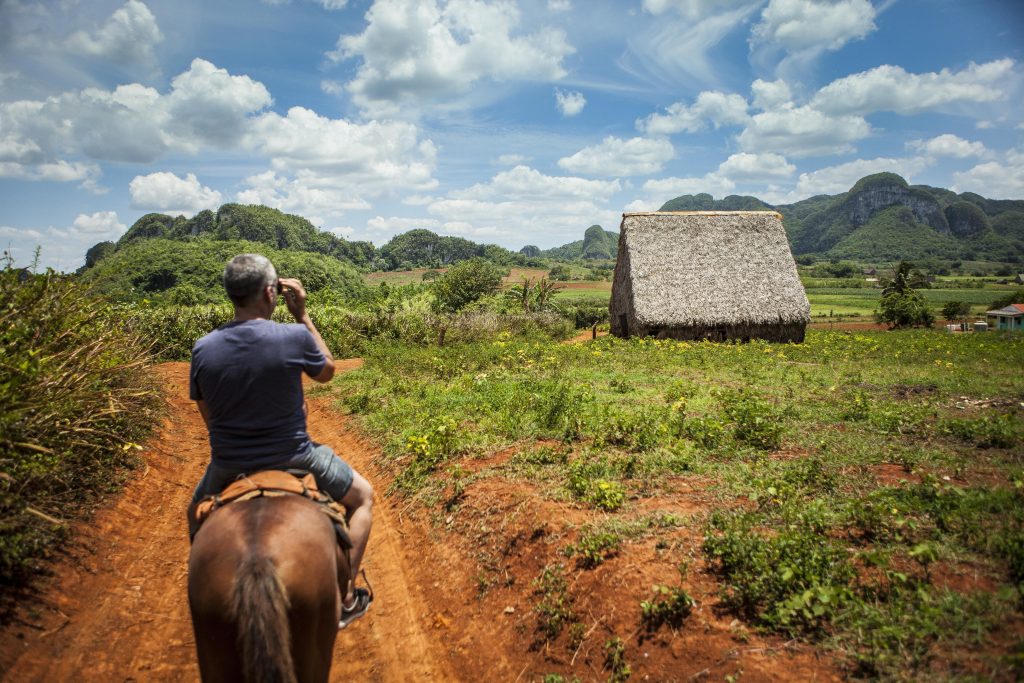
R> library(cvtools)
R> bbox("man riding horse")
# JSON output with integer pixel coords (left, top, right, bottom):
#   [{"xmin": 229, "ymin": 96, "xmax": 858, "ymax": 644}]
[{"xmin": 189, "ymin": 253, "xmax": 373, "ymax": 629}]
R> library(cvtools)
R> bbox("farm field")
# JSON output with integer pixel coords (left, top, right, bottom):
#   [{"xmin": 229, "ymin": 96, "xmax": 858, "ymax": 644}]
[
  {"xmin": 363, "ymin": 267, "xmax": 1019, "ymax": 320},
  {"xmin": 334, "ymin": 328, "xmax": 1024, "ymax": 681}
]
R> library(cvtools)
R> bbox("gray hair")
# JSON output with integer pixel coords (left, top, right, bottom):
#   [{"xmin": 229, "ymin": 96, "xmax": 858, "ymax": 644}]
[{"xmin": 223, "ymin": 254, "xmax": 277, "ymax": 306}]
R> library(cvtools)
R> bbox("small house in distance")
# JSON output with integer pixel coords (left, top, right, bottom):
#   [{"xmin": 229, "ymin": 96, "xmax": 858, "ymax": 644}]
[
  {"xmin": 986, "ymin": 303, "xmax": 1024, "ymax": 331},
  {"xmin": 610, "ymin": 211, "xmax": 810, "ymax": 343}
]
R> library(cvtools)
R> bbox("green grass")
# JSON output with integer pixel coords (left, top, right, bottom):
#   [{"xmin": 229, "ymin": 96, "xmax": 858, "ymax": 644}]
[{"xmin": 334, "ymin": 328, "xmax": 1024, "ymax": 680}]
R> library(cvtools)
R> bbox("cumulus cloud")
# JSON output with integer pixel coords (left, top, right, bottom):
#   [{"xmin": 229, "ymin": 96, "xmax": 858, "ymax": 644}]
[
  {"xmin": 236, "ymin": 171, "xmax": 373, "ymax": 228},
  {"xmin": 555, "ymin": 88, "xmax": 586, "ymax": 117},
  {"xmin": 789, "ymin": 156, "xmax": 932, "ymax": 198},
  {"xmin": 0, "ymin": 58, "xmax": 270, "ymax": 187},
  {"xmin": 65, "ymin": 0, "xmax": 164, "ymax": 67},
  {"xmin": 427, "ymin": 165, "xmax": 621, "ymax": 245},
  {"xmin": 716, "ymin": 152, "xmax": 795, "ymax": 182},
  {"xmin": 366, "ymin": 215, "xmax": 442, "ymax": 234},
  {"xmin": 751, "ymin": 0, "xmax": 875, "ymax": 55},
  {"xmin": 0, "ymin": 212, "xmax": 127, "ymax": 272},
  {"xmin": 750, "ymin": 78, "xmax": 792, "ymax": 110},
  {"xmin": 737, "ymin": 104, "xmax": 870, "ymax": 157},
  {"xmin": 624, "ymin": 173, "xmax": 737, "ymax": 212},
  {"xmin": 557, "ymin": 136, "xmax": 674, "ymax": 177},
  {"xmin": 547, "ymin": 0, "xmax": 571, "ymax": 10},
  {"xmin": 952, "ymin": 149, "xmax": 1024, "ymax": 200},
  {"xmin": 812, "ymin": 60, "xmax": 1015, "ymax": 117},
  {"xmin": 637, "ymin": 91, "xmax": 749, "ymax": 135},
  {"xmin": 907, "ymin": 134, "xmax": 988, "ymax": 159},
  {"xmin": 129, "ymin": 172, "xmax": 223, "ymax": 214},
  {"xmin": 247, "ymin": 106, "xmax": 438, "ymax": 196},
  {"xmin": 331, "ymin": 0, "xmax": 573, "ymax": 116}
]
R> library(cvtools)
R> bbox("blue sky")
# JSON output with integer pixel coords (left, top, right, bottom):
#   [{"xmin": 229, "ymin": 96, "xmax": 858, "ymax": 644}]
[{"xmin": 1, "ymin": 0, "xmax": 1023, "ymax": 271}]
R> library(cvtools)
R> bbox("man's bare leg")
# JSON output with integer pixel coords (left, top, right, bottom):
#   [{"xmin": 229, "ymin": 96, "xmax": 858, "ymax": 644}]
[{"xmin": 340, "ymin": 471, "xmax": 373, "ymax": 606}]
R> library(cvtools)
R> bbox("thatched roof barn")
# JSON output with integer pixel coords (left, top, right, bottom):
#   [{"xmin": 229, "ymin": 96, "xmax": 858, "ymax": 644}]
[{"xmin": 610, "ymin": 211, "xmax": 810, "ymax": 343}]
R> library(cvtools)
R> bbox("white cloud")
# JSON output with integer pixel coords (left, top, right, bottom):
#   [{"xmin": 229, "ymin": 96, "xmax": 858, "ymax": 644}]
[
  {"xmin": 428, "ymin": 166, "xmax": 621, "ymax": 245},
  {"xmin": 0, "ymin": 212, "xmax": 127, "ymax": 272},
  {"xmin": 626, "ymin": 173, "xmax": 737, "ymax": 212},
  {"xmin": 751, "ymin": 0, "xmax": 876, "ymax": 54},
  {"xmin": 247, "ymin": 106, "xmax": 438, "ymax": 201},
  {"xmin": 495, "ymin": 153, "xmax": 528, "ymax": 166},
  {"xmin": 366, "ymin": 215, "xmax": 442, "ymax": 234},
  {"xmin": 637, "ymin": 91, "xmax": 749, "ymax": 135},
  {"xmin": 555, "ymin": 88, "xmax": 586, "ymax": 117},
  {"xmin": 642, "ymin": 0, "xmax": 757, "ymax": 20},
  {"xmin": 236, "ymin": 171, "xmax": 372, "ymax": 227},
  {"xmin": 65, "ymin": 0, "xmax": 164, "ymax": 67},
  {"xmin": 907, "ymin": 134, "xmax": 987, "ymax": 159},
  {"xmin": 716, "ymin": 152, "xmax": 795, "ymax": 182},
  {"xmin": 812, "ymin": 60, "xmax": 1015, "ymax": 117},
  {"xmin": 547, "ymin": 0, "xmax": 571, "ymax": 10},
  {"xmin": 68, "ymin": 211, "xmax": 127, "ymax": 239},
  {"xmin": 626, "ymin": 2, "xmax": 763, "ymax": 87},
  {"xmin": 129, "ymin": 172, "xmax": 223, "ymax": 214},
  {"xmin": 0, "ymin": 59, "xmax": 271, "ymax": 185},
  {"xmin": 750, "ymin": 78, "xmax": 792, "ymax": 110},
  {"xmin": 737, "ymin": 104, "xmax": 870, "ymax": 157},
  {"xmin": 557, "ymin": 136, "xmax": 673, "ymax": 177},
  {"xmin": 789, "ymin": 156, "xmax": 932, "ymax": 198},
  {"xmin": 332, "ymin": 0, "xmax": 573, "ymax": 116},
  {"xmin": 952, "ymin": 149, "xmax": 1024, "ymax": 200}
]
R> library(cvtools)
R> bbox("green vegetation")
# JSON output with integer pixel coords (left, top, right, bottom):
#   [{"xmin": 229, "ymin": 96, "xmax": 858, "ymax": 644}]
[
  {"xmin": 336, "ymin": 327, "xmax": 1023, "ymax": 679},
  {"xmin": 79, "ymin": 238, "xmax": 368, "ymax": 305},
  {"xmin": 0, "ymin": 265, "xmax": 160, "ymax": 593},
  {"xmin": 540, "ymin": 225, "xmax": 619, "ymax": 261},
  {"xmin": 431, "ymin": 258, "xmax": 504, "ymax": 313}
]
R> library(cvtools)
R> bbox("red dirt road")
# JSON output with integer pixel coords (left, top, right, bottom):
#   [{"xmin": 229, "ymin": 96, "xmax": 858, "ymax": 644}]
[{"xmin": 0, "ymin": 361, "xmax": 454, "ymax": 682}]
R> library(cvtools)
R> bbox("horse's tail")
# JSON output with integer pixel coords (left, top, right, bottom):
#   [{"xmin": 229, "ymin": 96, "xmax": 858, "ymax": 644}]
[{"xmin": 230, "ymin": 555, "xmax": 297, "ymax": 683}]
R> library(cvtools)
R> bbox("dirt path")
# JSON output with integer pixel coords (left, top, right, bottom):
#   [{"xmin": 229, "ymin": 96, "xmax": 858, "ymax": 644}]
[{"xmin": 0, "ymin": 361, "xmax": 454, "ymax": 682}]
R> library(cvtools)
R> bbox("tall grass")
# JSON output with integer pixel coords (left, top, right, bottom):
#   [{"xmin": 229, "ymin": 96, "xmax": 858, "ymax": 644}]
[{"xmin": 0, "ymin": 268, "xmax": 160, "ymax": 591}]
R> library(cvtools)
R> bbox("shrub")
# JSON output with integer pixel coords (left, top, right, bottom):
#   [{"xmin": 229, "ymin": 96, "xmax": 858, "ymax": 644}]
[
  {"xmin": 876, "ymin": 291, "xmax": 935, "ymax": 329},
  {"xmin": 703, "ymin": 511, "xmax": 855, "ymax": 632},
  {"xmin": 431, "ymin": 258, "xmax": 503, "ymax": 313},
  {"xmin": 720, "ymin": 389, "xmax": 785, "ymax": 451},
  {"xmin": 565, "ymin": 531, "xmax": 621, "ymax": 568},
  {"xmin": 0, "ymin": 269, "xmax": 160, "ymax": 589},
  {"xmin": 640, "ymin": 585, "xmax": 695, "ymax": 630},
  {"xmin": 533, "ymin": 564, "xmax": 577, "ymax": 642}
]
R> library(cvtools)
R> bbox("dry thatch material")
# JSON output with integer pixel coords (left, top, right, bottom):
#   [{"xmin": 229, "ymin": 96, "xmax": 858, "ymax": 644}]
[{"xmin": 610, "ymin": 211, "xmax": 810, "ymax": 343}]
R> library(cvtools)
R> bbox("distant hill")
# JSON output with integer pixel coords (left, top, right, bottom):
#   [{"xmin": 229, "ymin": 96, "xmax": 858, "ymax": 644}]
[
  {"xmin": 83, "ymin": 204, "xmax": 529, "ymax": 275},
  {"xmin": 536, "ymin": 225, "xmax": 619, "ymax": 260},
  {"xmin": 658, "ymin": 173, "xmax": 1024, "ymax": 262}
]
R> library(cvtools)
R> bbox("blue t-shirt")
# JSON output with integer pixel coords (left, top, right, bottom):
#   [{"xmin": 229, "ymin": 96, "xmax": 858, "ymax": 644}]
[{"xmin": 189, "ymin": 319, "xmax": 327, "ymax": 468}]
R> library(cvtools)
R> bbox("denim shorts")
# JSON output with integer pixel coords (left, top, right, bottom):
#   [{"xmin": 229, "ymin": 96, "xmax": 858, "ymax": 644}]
[{"xmin": 191, "ymin": 443, "xmax": 355, "ymax": 506}]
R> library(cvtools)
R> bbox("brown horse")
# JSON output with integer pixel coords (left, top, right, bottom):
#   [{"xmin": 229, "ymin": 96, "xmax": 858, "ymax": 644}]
[{"xmin": 188, "ymin": 493, "xmax": 349, "ymax": 683}]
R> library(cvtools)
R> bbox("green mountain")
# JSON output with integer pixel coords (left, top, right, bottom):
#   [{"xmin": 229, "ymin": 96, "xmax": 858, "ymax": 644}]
[
  {"xmin": 658, "ymin": 173, "xmax": 1024, "ymax": 262},
  {"xmin": 537, "ymin": 225, "xmax": 619, "ymax": 260}
]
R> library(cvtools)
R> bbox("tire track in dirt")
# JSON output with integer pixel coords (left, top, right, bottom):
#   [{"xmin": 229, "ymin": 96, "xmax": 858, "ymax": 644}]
[{"xmin": 1, "ymin": 360, "xmax": 454, "ymax": 682}]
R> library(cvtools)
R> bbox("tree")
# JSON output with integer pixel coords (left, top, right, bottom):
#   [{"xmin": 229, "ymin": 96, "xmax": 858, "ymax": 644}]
[
  {"xmin": 431, "ymin": 258, "xmax": 502, "ymax": 313},
  {"xmin": 877, "ymin": 261, "xmax": 935, "ymax": 329},
  {"xmin": 941, "ymin": 301, "xmax": 972, "ymax": 323}
]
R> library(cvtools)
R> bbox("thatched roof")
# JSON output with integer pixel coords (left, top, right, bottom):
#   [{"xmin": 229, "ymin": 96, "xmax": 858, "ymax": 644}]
[{"xmin": 612, "ymin": 211, "xmax": 810, "ymax": 329}]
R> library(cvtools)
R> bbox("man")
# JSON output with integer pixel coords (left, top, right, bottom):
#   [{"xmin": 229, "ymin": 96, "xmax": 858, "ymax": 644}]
[{"xmin": 189, "ymin": 253, "xmax": 373, "ymax": 629}]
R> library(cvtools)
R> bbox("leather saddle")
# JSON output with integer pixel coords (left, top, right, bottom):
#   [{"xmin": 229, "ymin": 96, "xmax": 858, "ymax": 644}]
[{"xmin": 189, "ymin": 469, "xmax": 352, "ymax": 553}]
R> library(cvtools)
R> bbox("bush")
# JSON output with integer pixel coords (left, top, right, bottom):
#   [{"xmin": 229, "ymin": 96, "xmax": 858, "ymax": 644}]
[
  {"xmin": 431, "ymin": 258, "xmax": 503, "ymax": 313},
  {"xmin": 0, "ymin": 269, "xmax": 160, "ymax": 589},
  {"xmin": 876, "ymin": 291, "xmax": 935, "ymax": 329}
]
